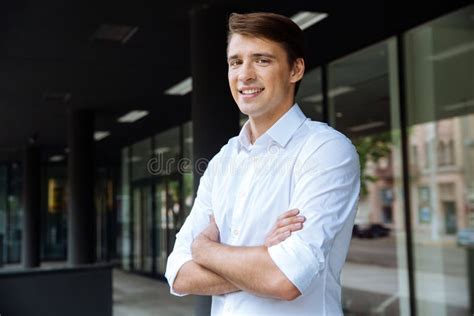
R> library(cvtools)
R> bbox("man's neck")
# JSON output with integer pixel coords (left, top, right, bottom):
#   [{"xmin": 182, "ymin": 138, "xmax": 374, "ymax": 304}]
[{"xmin": 248, "ymin": 103, "xmax": 294, "ymax": 144}]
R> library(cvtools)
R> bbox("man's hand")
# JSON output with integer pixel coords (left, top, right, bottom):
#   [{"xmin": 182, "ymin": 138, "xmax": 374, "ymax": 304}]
[
  {"xmin": 264, "ymin": 209, "xmax": 305, "ymax": 247},
  {"xmin": 192, "ymin": 215, "xmax": 220, "ymax": 262}
]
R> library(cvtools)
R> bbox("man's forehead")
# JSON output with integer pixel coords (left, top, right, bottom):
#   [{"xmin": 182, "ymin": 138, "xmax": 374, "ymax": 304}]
[{"xmin": 227, "ymin": 34, "xmax": 283, "ymax": 57}]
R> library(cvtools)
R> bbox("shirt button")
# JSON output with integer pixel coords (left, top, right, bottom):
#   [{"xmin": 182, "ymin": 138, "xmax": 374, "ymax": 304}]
[{"xmin": 232, "ymin": 229, "xmax": 240, "ymax": 236}]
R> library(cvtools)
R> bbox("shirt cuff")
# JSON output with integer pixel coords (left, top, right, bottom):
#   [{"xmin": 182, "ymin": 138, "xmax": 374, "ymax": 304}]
[
  {"xmin": 165, "ymin": 252, "xmax": 193, "ymax": 296},
  {"xmin": 267, "ymin": 235, "xmax": 324, "ymax": 295}
]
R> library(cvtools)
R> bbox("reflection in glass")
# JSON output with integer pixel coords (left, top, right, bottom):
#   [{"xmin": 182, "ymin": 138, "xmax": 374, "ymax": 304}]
[
  {"xmin": 131, "ymin": 138, "xmax": 152, "ymax": 181},
  {"xmin": 329, "ymin": 39, "xmax": 410, "ymax": 315},
  {"xmin": 156, "ymin": 181, "xmax": 167, "ymax": 274},
  {"xmin": 183, "ymin": 121, "xmax": 194, "ymax": 218},
  {"xmin": 7, "ymin": 163, "xmax": 22, "ymax": 263},
  {"xmin": 296, "ymin": 67, "xmax": 324, "ymax": 121},
  {"xmin": 120, "ymin": 147, "xmax": 131, "ymax": 270},
  {"xmin": 0, "ymin": 165, "xmax": 7, "ymax": 263},
  {"xmin": 405, "ymin": 5, "xmax": 473, "ymax": 315},
  {"xmin": 43, "ymin": 165, "xmax": 68, "ymax": 260}
]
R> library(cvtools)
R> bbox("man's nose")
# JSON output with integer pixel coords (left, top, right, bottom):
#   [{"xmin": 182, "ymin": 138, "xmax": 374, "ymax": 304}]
[{"xmin": 238, "ymin": 62, "xmax": 256, "ymax": 82}]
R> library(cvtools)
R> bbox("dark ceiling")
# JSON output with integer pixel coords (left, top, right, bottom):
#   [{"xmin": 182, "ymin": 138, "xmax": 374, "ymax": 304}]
[{"xmin": 0, "ymin": 0, "xmax": 470, "ymax": 164}]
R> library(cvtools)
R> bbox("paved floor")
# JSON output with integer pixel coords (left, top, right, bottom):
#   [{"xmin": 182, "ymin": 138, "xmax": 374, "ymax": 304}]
[{"xmin": 113, "ymin": 269, "xmax": 195, "ymax": 316}]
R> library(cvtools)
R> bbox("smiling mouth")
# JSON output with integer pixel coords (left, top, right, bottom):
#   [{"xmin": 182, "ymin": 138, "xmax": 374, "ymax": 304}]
[{"xmin": 238, "ymin": 88, "xmax": 265, "ymax": 96}]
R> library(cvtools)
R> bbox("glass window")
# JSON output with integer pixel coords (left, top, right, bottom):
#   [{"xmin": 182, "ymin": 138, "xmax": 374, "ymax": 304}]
[
  {"xmin": 0, "ymin": 165, "xmax": 6, "ymax": 264},
  {"xmin": 131, "ymin": 138, "xmax": 152, "ymax": 181},
  {"xmin": 182, "ymin": 121, "xmax": 194, "ymax": 218},
  {"xmin": 296, "ymin": 67, "xmax": 324, "ymax": 121},
  {"xmin": 405, "ymin": 5, "xmax": 473, "ymax": 315},
  {"xmin": 154, "ymin": 127, "xmax": 180, "ymax": 176},
  {"xmin": 329, "ymin": 39, "xmax": 410, "ymax": 315},
  {"xmin": 7, "ymin": 163, "xmax": 22, "ymax": 263},
  {"xmin": 42, "ymin": 165, "xmax": 68, "ymax": 260},
  {"xmin": 120, "ymin": 147, "xmax": 131, "ymax": 270}
]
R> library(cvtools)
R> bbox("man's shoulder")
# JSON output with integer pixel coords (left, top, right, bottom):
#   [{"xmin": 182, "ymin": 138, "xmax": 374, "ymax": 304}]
[
  {"xmin": 296, "ymin": 120, "xmax": 357, "ymax": 164},
  {"xmin": 300, "ymin": 120, "xmax": 353, "ymax": 148}
]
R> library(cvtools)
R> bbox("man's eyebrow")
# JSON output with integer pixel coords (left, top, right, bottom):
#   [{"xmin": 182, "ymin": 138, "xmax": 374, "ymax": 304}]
[
  {"xmin": 227, "ymin": 53, "xmax": 277, "ymax": 61},
  {"xmin": 252, "ymin": 53, "xmax": 276, "ymax": 59},
  {"xmin": 227, "ymin": 55, "xmax": 239, "ymax": 61}
]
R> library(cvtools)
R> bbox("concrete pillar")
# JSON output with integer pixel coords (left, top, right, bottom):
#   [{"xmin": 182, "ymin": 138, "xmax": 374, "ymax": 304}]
[
  {"xmin": 22, "ymin": 145, "xmax": 41, "ymax": 268},
  {"xmin": 190, "ymin": 5, "xmax": 240, "ymax": 315},
  {"xmin": 68, "ymin": 109, "xmax": 96, "ymax": 265}
]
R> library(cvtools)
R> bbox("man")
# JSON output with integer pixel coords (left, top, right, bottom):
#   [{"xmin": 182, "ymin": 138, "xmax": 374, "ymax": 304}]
[{"xmin": 165, "ymin": 12, "xmax": 360, "ymax": 315}]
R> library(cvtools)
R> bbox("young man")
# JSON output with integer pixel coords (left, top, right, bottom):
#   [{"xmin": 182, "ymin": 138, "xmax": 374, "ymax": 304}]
[{"xmin": 165, "ymin": 12, "xmax": 360, "ymax": 315}]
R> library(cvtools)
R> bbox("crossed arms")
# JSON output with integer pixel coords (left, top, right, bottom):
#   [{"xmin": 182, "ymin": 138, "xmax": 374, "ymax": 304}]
[
  {"xmin": 165, "ymin": 136, "xmax": 360, "ymax": 301},
  {"xmin": 173, "ymin": 210, "xmax": 306, "ymax": 300}
]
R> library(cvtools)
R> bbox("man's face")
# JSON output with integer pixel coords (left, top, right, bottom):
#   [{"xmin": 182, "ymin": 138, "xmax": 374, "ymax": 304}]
[{"xmin": 227, "ymin": 34, "xmax": 302, "ymax": 120}]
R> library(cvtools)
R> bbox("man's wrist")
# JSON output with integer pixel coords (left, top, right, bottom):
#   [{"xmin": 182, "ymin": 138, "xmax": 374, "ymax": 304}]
[{"xmin": 192, "ymin": 235, "xmax": 214, "ymax": 265}]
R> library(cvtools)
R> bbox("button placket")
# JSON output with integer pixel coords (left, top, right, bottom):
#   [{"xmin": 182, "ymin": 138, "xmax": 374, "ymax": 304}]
[{"xmin": 230, "ymin": 155, "xmax": 255, "ymax": 239}]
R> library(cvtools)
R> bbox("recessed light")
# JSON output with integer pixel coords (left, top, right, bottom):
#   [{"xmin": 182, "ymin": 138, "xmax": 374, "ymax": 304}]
[
  {"xmin": 49, "ymin": 155, "xmax": 65, "ymax": 162},
  {"xmin": 302, "ymin": 86, "xmax": 355, "ymax": 103},
  {"xmin": 428, "ymin": 42, "xmax": 474, "ymax": 61},
  {"xmin": 94, "ymin": 131, "xmax": 111, "ymax": 141},
  {"xmin": 91, "ymin": 24, "xmax": 138, "ymax": 44},
  {"xmin": 348, "ymin": 121, "xmax": 385, "ymax": 132},
  {"xmin": 118, "ymin": 110, "xmax": 149, "ymax": 123},
  {"xmin": 155, "ymin": 147, "xmax": 171, "ymax": 154},
  {"xmin": 165, "ymin": 77, "xmax": 192, "ymax": 96},
  {"xmin": 291, "ymin": 11, "xmax": 328, "ymax": 31},
  {"xmin": 443, "ymin": 99, "xmax": 474, "ymax": 111}
]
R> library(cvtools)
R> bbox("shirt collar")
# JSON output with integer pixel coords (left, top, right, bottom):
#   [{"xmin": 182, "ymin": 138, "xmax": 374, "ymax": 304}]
[{"xmin": 238, "ymin": 104, "xmax": 307, "ymax": 151}]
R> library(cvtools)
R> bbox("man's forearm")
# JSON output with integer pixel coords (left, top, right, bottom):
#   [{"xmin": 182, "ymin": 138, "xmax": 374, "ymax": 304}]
[
  {"xmin": 173, "ymin": 260, "xmax": 240, "ymax": 296},
  {"xmin": 192, "ymin": 238, "xmax": 300, "ymax": 300}
]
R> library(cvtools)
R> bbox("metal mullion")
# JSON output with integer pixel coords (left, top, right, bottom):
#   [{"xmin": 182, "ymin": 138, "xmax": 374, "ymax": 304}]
[{"xmin": 396, "ymin": 34, "xmax": 417, "ymax": 316}]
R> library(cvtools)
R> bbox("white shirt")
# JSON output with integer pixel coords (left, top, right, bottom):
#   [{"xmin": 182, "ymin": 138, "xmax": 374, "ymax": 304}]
[{"xmin": 165, "ymin": 104, "xmax": 360, "ymax": 316}]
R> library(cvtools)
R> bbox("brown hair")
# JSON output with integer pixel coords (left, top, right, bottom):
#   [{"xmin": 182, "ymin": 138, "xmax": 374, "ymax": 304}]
[{"xmin": 227, "ymin": 12, "xmax": 305, "ymax": 95}]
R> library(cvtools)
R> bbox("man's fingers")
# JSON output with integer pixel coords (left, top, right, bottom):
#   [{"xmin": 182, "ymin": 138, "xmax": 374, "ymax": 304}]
[
  {"xmin": 277, "ymin": 208, "xmax": 300, "ymax": 221},
  {"xmin": 266, "ymin": 231, "xmax": 292, "ymax": 247},
  {"xmin": 276, "ymin": 215, "xmax": 306, "ymax": 228},
  {"xmin": 276, "ymin": 222, "xmax": 303, "ymax": 235}
]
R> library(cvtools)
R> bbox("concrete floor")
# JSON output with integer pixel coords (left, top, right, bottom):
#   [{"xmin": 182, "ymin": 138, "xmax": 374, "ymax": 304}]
[{"xmin": 113, "ymin": 269, "xmax": 195, "ymax": 316}]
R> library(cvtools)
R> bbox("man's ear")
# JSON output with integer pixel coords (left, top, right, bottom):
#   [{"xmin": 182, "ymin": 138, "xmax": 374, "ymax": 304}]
[{"xmin": 290, "ymin": 58, "xmax": 305, "ymax": 83}]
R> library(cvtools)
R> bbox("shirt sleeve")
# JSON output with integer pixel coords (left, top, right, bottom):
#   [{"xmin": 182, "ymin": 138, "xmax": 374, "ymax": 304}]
[
  {"xmin": 267, "ymin": 134, "xmax": 360, "ymax": 295},
  {"xmin": 164, "ymin": 156, "xmax": 217, "ymax": 296}
]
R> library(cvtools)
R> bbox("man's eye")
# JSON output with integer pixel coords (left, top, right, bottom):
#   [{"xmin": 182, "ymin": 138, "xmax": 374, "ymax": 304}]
[
  {"xmin": 229, "ymin": 60, "xmax": 241, "ymax": 67},
  {"xmin": 256, "ymin": 58, "xmax": 270, "ymax": 64}
]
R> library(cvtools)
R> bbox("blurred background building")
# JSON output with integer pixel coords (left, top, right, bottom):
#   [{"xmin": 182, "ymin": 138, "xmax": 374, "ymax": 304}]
[{"xmin": 0, "ymin": 1, "xmax": 473, "ymax": 315}]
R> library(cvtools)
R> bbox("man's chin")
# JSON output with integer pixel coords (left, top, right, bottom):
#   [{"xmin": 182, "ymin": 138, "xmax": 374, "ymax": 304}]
[{"xmin": 237, "ymin": 103, "xmax": 260, "ymax": 116}]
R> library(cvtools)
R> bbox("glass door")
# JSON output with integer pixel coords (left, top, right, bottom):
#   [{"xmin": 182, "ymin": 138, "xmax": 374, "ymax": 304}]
[
  {"xmin": 132, "ymin": 182, "xmax": 152, "ymax": 273},
  {"xmin": 404, "ymin": 5, "xmax": 473, "ymax": 315},
  {"xmin": 155, "ymin": 175, "xmax": 182, "ymax": 275}
]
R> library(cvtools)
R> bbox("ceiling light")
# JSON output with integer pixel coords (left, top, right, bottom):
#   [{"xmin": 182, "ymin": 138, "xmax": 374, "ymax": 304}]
[
  {"xmin": 43, "ymin": 92, "xmax": 72, "ymax": 103},
  {"xmin": 130, "ymin": 156, "xmax": 142, "ymax": 163},
  {"xmin": 155, "ymin": 147, "xmax": 171, "ymax": 154},
  {"xmin": 91, "ymin": 24, "xmax": 138, "ymax": 44},
  {"xmin": 291, "ymin": 11, "xmax": 329, "ymax": 30},
  {"xmin": 94, "ymin": 131, "xmax": 111, "ymax": 141},
  {"xmin": 428, "ymin": 42, "xmax": 474, "ymax": 61},
  {"xmin": 49, "ymin": 155, "xmax": 65, "ymax": 162},
  {"xmin": 165, "ymin": 77, "xmax": 192, "ymax": 96},
  {"xmin": 443, "ymin": 99, "xmax": 474, "ymax": 111},
  {"xmin": 118, "ymin": 110, "xmax": 149, "ymax": 123},
  {"xmin": 302, "ymin": 86, "xmax": 355, "ymax": 103},
  {"xmin": 348, "ymin": 121, "xmax": 385, "ymax": 132}
]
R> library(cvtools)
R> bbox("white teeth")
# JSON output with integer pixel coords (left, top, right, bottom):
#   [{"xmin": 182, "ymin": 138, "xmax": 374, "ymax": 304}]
[{"xmin": 240, "ymin": 88, "xmax": 263, "ymax": 95}]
